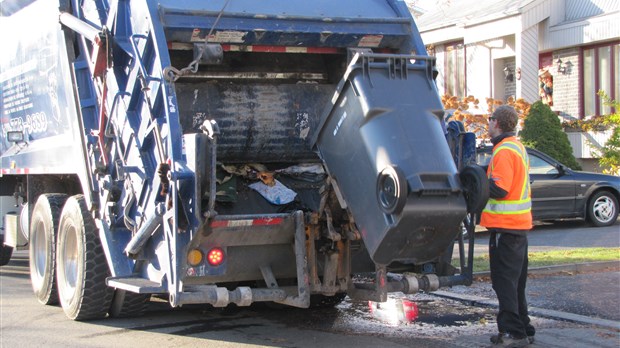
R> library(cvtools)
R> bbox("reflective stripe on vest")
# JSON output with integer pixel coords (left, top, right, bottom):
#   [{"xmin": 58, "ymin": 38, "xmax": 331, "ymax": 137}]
[
  {"xmin": 484, "ymin": 199, "xmax": 531, "ymax": 214},
  {"xmin": 483, "ymin": 140, "xmax": 531, "ymax": 215}
]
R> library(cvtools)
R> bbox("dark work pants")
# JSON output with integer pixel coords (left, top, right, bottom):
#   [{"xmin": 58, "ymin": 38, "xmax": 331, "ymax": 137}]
[{"xmin": 489, "ymin": 230, "xmax": 535, "ymax": 339}]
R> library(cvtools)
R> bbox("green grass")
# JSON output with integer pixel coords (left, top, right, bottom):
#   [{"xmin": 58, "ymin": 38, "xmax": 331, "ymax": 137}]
[{"xmin": 460, "ymin": 247, "xmax": 620, "ymax": 273}]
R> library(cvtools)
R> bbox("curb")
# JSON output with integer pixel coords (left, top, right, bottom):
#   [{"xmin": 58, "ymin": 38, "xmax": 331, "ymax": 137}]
[
  {"xmin": 472, "ymin": 260, "xmax": 620, "ymax": 278},
  {"xmin": 432, "ymin": 290, "xmax": 620, "ymax": 330}
]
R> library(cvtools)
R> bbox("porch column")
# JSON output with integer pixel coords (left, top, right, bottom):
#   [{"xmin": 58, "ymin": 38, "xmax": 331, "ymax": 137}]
[{"xmin": 516, "ymin": 25, "xmax": 540, "ymax": 104}]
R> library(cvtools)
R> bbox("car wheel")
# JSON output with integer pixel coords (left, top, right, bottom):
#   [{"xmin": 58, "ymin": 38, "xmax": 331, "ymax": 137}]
[{"xmin": 586, "ymin": 191, "xmax": 619, "ymax": 227}]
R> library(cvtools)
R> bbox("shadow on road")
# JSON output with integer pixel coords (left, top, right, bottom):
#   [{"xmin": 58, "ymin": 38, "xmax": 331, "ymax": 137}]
[{"xmin": 0, "ymin": 254, "xmax": 30, "ymax": 280}]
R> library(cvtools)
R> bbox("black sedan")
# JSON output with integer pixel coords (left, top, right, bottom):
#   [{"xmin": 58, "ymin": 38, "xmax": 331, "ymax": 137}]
[{"xmin": 477, "ymin": 146, "xmax": 620, "ymax": 227}]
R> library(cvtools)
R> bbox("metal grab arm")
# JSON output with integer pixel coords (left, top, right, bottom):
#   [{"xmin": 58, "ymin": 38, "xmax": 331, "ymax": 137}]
[{"xmin": 59, "ymin": 12, "xmax": 102, "ymax": 42}]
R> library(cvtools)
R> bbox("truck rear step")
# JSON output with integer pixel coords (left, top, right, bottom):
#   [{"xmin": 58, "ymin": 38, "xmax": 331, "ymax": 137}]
[{"xmin": 107, "ymin": 277, "xmax": 167, "ymax": 294}]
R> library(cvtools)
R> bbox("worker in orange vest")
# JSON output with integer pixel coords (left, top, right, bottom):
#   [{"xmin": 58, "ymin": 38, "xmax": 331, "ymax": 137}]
[{"xmin": 481, "ymin": 105, "xmax": 535, "ymax": 348}]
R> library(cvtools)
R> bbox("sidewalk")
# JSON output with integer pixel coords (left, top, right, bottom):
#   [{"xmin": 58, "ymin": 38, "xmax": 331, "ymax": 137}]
[
  {"xmin": 433, "ymin": 261, "xmax": 620, "ymax": 347},
  {"xmin": 444, "ymin": 261, "xmax": 620, "ymax": 326}
]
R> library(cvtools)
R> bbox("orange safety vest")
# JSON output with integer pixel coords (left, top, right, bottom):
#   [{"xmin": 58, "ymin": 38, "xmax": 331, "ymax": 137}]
[{"xmin": 480, "ymin": 137, "xmax": 532, "ymax": 230}]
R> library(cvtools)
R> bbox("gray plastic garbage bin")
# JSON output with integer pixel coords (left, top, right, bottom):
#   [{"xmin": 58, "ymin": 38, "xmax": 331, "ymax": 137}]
[{"xmin": 313, "ymin": 53, "xmax": 467, "ymax": 265}]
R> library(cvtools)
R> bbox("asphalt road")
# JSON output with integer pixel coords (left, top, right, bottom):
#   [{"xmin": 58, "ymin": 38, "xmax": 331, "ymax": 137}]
[
  {"xmin": 1, "ymin": 220, "xmax": 619, "ymax": 348},
  {"xmin": 527, "ymin": 270, "xmax": 620, "ymax": 321}
]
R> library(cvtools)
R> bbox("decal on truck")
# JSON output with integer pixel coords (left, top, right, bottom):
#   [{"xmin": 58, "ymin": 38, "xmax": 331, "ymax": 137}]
[
  {"xmin": 0, "ymin": 0, "xmax": 72, "ymax": 154},
  {"xmin": 191, "ymin": 28, "xmax": 247, "ymax": 43}
]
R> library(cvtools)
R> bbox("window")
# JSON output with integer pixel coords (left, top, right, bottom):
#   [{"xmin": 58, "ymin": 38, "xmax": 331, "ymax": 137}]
[
  {"xmin": 582, "ymin": 42, "xmax": 619, "ymax": 117},
  {"xmin": 444, "ymin": 42, "xmax": 465, "ymax": 97},
  {"xmin": 529, "ymin": 154, "xmax": 558, "ymax": 175},
  {"xmin": 538, "ymin": 53, "xmax": 554, "ymax": 106}
]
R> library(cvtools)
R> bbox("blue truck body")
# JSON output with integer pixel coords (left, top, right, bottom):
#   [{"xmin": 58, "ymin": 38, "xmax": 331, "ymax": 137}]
[{"xmin": 0, "ymin": 0, "xmax": 481, "ymax": 320}]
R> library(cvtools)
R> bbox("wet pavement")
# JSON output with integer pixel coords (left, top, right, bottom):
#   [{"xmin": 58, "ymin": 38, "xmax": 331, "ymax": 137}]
[
  {"xmin": 251, "ymin": 282, "xmax": 620, "ymax": 347},
  {"xmin": 2, "ymin": 250, "xmax": 619, "ymax": 347}
]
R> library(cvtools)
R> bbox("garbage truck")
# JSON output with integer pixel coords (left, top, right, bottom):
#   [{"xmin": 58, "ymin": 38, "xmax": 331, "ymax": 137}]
[{"xmin": 0, "ymin": 0, "xmax": 488, "ymax": 320}]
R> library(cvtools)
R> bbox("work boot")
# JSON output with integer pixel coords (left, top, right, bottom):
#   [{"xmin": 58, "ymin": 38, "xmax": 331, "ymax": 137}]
[
  {"xmin": 526, "ymin": 324, "xmax": 536, "ymax": 344},
  {"xmin": 489, "ymin": 332, "xmax": 530, "ymax": 347}
]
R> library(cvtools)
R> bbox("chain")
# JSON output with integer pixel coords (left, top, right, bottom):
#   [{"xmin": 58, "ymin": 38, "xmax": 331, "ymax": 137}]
[{"xmin": 164, "ymin": 0, "xmax": 232, "ymax": 82}]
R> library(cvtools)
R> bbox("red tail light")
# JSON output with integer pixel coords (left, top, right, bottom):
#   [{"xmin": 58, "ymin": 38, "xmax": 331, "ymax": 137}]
[{"xmin": 207, "ymin": 247, "xmax": 224, "ymax": 266}]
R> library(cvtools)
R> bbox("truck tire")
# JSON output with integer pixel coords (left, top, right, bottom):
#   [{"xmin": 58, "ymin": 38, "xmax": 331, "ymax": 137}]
[
  {"xmin": 29, "ymin": 194, "xmax": 68, "ymax": 305},
  {"xmin": 56, "ymin": 195, "xmax": 113, "ymax": 320},
  {"xmin": 109, "ymin": 290, "xmax": 150, "ymax": 318},
  {"xmin": 0, "ymin": 239, "xmax": 13, "ymax": 266}
]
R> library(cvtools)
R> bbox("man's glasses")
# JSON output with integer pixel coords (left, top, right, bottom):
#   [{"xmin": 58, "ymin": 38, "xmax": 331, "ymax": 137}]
[{"xmin": 489, "ymin": 116, "xmax": 496, "ymax": 121}]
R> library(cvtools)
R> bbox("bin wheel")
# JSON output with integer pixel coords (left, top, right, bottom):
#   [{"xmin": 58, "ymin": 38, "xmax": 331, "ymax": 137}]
[
  {"xmin": 376, "ymin": 165, "xmax": 408, "ymax": 215},
  {"xmin": 459, "ymin": 165, "xmax": 489, "ymax": 214}
]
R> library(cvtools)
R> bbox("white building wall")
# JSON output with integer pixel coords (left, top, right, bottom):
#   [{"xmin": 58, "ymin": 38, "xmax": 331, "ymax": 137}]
[
  {"xmin": 422, "ymin": 26, "xmax": 465, "ymax": 46},
  {"xmin": 463, "ymin": 16, "xmax": 521, "ymax": 44},
  {"xmin": 542, "ymin": 12, "xmax": 620, "ymax": 50},
  {"xmin": 566, "ymin": 0, "xmax": 619, "ymax": 20},
  {"xmin": 433, "ymin": 45, "xmax": 446, "ymax": 95},
  {"xmin": 517, "ymin": 25, "xmax": 540, "ymax": 104},
  {"xmin": 567, "ymin": 130, "xmax": 613, "ymax": 158},
  {"xmin": 521, "ymin": 0, "xmax": 552, "ymax": 28},
  {"xmin": 465, "ymin": 43, "xmax": 492, "ymax": 99},
  {"xmin": 457, "ymin": 38, "xmax": 519, "ymax": 102}
]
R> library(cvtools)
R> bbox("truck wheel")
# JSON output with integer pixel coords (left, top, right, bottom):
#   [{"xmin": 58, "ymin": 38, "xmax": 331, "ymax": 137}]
[
  {"xmin": 28, "ymin": 194, "xmax": 67, "ymax": 305},
  {"xmin": 109, "ymin": 290, "xmax": 150, "ymax": 318},
  {"xmin": 56, "ymin": 195, "xmax": 113, "ymax": 320},
  {"xmin": 587, "ymin": 191, "xmax": 619, "ymax": 227}
]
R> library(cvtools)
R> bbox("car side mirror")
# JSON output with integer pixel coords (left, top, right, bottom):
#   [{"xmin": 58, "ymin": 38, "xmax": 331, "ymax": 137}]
[{"xmin": 556, "ymin": 163, "xmax": 567, "ymax": 175}]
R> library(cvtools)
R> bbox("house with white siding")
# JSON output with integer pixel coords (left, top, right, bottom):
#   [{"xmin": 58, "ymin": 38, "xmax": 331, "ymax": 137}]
[{"xmin": 414, "ymin": 0, "xmax": 619, "ymax": 170}]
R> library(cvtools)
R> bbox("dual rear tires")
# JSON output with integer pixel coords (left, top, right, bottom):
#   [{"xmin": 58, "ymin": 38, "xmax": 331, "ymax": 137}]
[{"xmin": 29, "ymin": 194, "xmax": 145, "ymax": 320}]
